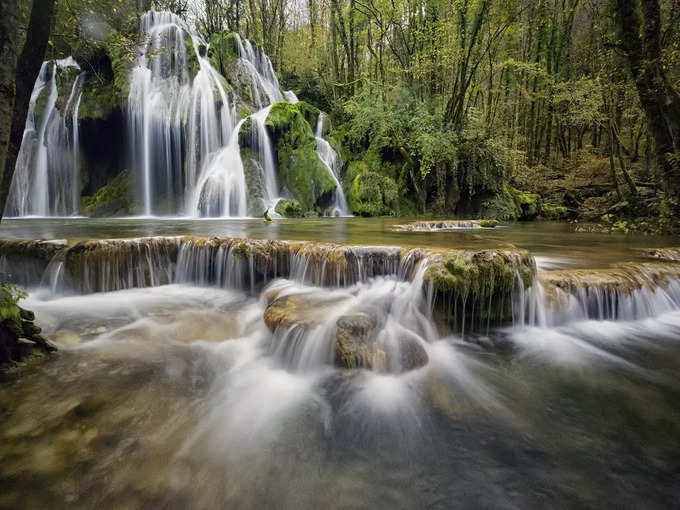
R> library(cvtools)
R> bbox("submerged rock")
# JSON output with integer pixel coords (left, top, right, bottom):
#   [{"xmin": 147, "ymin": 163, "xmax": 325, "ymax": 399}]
[{"xmin": 395, "ymin": 220, "xmax": 490, "ymax": 231}]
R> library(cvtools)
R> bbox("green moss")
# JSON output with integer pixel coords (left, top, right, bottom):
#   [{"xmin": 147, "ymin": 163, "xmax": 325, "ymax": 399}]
[
  {"xmin": 480, "ymin": 184, "xmax": 541, "ymax": 221},
  {"xmin": 424, "ymin": 249, "xmax": 536, "ymax": 325},
  {"xmin": 266, "ymin": 102, "xmax": 336, "ymax": 210},
  {"xmin": 106, "ymin": 31, "xmax": 135, "ymax": 103},
  {"xmin": 348, "ymin": 171, "xmax": 398, "ymax": 217},
  {"xmin": 184, "ymin": 33, "xmax": 200, "ymax": 80},
  {"xmin": 82, "ymin": 170, "xmax": 133, "ymax": 217},
  {"xmin": 275, "ymin": 199, "xmax": 303, "ymax": 218},
  {"xmin": 480, "ymin": 219, "xmax": 499, "ymax": 228},
  {"xmin": 297, "ymin": 101, "xmax": 320, "ymax": 130},
  {"xmin": 516, "ymin": 190, "xmax": 539, "ymax": 220},
  {"xmin": 208, "ymin": 31, "xmax": 240, "ymax": 77},
  {"xmin": 540, "ymin": 203, "xmax": 568, "ymax": 220},
  {"xmin": 78, "ymin": 79, "xmax": 118, "ymax": 121}
]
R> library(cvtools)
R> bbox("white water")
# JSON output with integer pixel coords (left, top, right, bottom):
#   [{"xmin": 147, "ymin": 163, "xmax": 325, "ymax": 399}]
[
  {"xmin": 6, "ymin": 59, "xmax": 84, "ymax": 217},
  {"xmin": 315, "ymin": 113, "xmax": 349, "ymax": 216}
]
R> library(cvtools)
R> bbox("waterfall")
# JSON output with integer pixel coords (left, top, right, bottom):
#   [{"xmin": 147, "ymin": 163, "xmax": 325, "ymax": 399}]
[
  {"xmin": 234, "ymin": 34, "xmax": 283, "ymax": 107},
  {"xmin": 128, "ymin": 11, "xmax": 235, "ymax": 216},
  {"xmin": 250, "ymin": 105, "xmax": 279, "ymax": 207},
  {"xmin": 6, "ymin": 59, "xmax": 84, "ymax": 217},
  {"xmin": 127, "ymin": 11, "xmax": 290, "ymax": 217},
  {"xmin": 314, "ymin": 113, "xmax": 349, "ymax": 216}
]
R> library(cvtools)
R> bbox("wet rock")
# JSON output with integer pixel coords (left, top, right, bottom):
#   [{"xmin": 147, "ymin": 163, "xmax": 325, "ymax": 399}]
[
  {"xmin": 334, "ymin": 314, "xmax": 428, "ymax": 371},
  {"xmin": 334, "ymin": 313, "xmax": 377, "ymax": 369},
  {"xmin": 393, "ymin": 334, "xmax": 428, "ymax": 371},
  {"xmin": 263, "ymin": 294, "xmax": 324, "ymax": 331}
]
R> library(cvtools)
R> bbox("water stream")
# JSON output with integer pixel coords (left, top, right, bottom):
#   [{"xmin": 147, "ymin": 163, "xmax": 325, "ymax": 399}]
[{"xmin": 1, "ymin": 224, "xmax": 679, "ymax": 508}]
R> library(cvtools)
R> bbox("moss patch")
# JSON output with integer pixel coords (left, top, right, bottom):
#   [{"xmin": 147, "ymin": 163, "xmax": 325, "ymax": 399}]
[
  {"xmin": 274, "ymin": 199, "xmax": 303, "ymax": 218},
  {"xmin": 265, "ymin": 102, "xmax": 336, "ymax": 211},
  {"xmin": 208, "ymin": 31, "xmax": 240, "ymax": 78},
  {"xmin": 82, "ymin": 170, "xmax": 133, "ymax": 217}
]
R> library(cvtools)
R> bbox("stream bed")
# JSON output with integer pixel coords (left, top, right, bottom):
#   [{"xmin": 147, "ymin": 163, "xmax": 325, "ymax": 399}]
[{"xmin": 1, "ymin": 219, "xmax": 679, "ymax": 509}]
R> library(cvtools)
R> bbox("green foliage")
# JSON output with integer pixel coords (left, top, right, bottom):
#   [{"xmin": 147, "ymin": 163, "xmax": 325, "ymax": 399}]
[
  {"xmin": 274, "ymin": 199, "xmax": 303, "ymax": 218},
  {"xmin": 0, "ymin": 284, "xmax": 26, "ymax": 324},
  {"xmin": 348, "ymin": 171, "xmax": 399, "ymax": 217}
]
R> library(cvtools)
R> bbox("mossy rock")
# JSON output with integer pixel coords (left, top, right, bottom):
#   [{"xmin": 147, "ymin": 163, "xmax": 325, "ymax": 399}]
[
  {"xmin": 241, "ymin": 148, "xmax": 266, "ymax": 216},
  {"xmin": 78, "ymin": 78, "xmax": 118, "ymax": 121},
  {"xmin": 479, "ymin": 219, "xmax": 499, "ymax": 228},
  {"xmin": 348, "ymin": 170, "xmax": 398, "ymax": 217},
  {"xmin": 480, "ymin": 184, "xmax": 540, "ymax": 221},
  {"xmin": 424, "ymin": 249, "xmax": 536, "ymax": 326},
  {"xmin": 184, "ymin": 33, "xmax": 200, "ymax": 80},
  {"xmin": 208, "ymin": 31, "xmax": 240, "ymax": 77},
  {"xmin": 265, "ymin": 102, "xmax": 336, "ymax": 211},
  {"xmin": 540, "ymin": 203, "xmax": 568, "ymax": 220},
  {"xmin": 82, "ymin": 170, "xmax": 133, "ymax": 217},
  {"xmin": 296, "ymin": 101, "xmax": 320, "ymax": 131},
  {"xmin": 516, "ymin": 190, "xmax": 540, "ymax": 220},
  {"xmin": 275, "ymin": 199, "xmax": 303, "ymax": 218},
  {"xmin": 106, "ymin": 30, "xmax": 135, "ymax": 102}
]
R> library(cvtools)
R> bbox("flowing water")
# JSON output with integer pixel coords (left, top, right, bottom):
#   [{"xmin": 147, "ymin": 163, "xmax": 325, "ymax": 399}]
[
  {"xmin": 315, "ymin": 113, "xmax": 350, "ymax": 217},
  {"xmin": 0, "ymin": 220, "xmax": 679, "ymax": 508},
  {"xmin": 5, "ymin": 59, "xmax": 84, "ymax": 217}
]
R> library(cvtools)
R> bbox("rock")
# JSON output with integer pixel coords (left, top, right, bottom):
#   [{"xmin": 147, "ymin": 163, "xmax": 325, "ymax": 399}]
[
  {"xmin": 265, "ymin": 102, "xmax": 337, "ymax": 211},
  {"xmin": 263, "ymin": 294, "xmax": 323, "ymax": 331},
  {"xmin": 423, "ymin": 248, "xmax": 536, "ymax": 327},
  {"xmin": 334, "ymin": 313, "xmax": 377, "ymax": 369},
  {"xmin": 480, "ymin": 184, "xmax": 541, "ymax": 221},
  {"xmin": 540, "ymin": 203, "xmax": 568, "ymax": 220},
  {"xmin": 82, "ymin": 170, "xmax": 133, "ymax": 217},
  {"xmin": 394, "ymin": 334, "xmax": 429, "ymax": 371},
  {"xmin": 208, "ymin": 31, "xmax": 240, "ymax": 78},
  {"xmin": 479, "ymin": 219, "xmax": 499, "ymax": 228},
  {"xmin": 348, "ymin": 170, "xmax": 398, "ymax": 217},
  {"xmin": 334, "ymin": 313, "xmax": 428, "ymax": 371}
]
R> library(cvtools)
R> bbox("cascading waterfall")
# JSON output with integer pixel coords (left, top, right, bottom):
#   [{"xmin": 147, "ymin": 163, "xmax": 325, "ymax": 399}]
[
  {"xmin": 315, "ymin": 113, "xmax": 349, "ymax": 216},
  {"xmin": 250, "ymin": 106, "xmax": 279, "ymax": 206},
  {"xmin": 234, "ymin": 34, "xmax": 284, "ymax": 107},
  {"xmin": 128, "ymin": 11, "xmax": 236, "ymax": 216},
  {"xmin": 6, "ymin": 59, "xmax": 84, "ymax": 217}
]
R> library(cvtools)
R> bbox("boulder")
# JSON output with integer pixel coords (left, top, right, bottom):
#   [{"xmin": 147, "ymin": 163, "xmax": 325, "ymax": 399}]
[
  {"xmin": 265, "ymin": 102, "xmax": 336, "ymax": 211},
  {"xmin": 334, "ymin": 313, "xmax": 378, "ymax": 369}
]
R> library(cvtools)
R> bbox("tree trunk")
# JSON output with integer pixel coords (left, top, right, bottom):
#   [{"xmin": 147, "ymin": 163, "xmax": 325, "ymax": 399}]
[
  {"xmin": 0, "ymin": 0, "xmax": 18, "ymax": 193},
  {"xmin": 0, "ymin": 0, "xmax": 56, "ymax": 221},
  {"xmin": 614, "ymin": 0, "xmax": 680, "ymax": 213}
]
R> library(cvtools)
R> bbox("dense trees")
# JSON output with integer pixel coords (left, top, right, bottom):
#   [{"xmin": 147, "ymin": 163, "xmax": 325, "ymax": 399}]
[{"xmin": 4, "ymin": 0, "xmax": 680, "ymax": 225}]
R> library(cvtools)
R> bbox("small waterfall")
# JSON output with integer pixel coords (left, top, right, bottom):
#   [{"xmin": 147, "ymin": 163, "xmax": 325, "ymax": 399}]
[
  {"xmin": 6, "ymin": 59, "xmax": 84, "ymax": 217},
  {"xmin": 189, "ymin": 119, "xmax": 248, "ymax": 217},
  {"xmin": 283, "ymin": 90, "xmax": 299, "ymax": 103},
  {"xmin": 234, "ymin": 34, "xmax": 283, "ymax": 107},
  {"xmin": 250, "ymin": 105, "xmax": 279, "ymax": 206},
  {"xmin": 314, "ymin": 113, "xmax": 349, "ymax": 216}
]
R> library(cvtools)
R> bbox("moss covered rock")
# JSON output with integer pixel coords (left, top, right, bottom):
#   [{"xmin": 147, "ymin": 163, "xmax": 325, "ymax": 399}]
[
  {"xmin": 208, "ymin": 31, "xmax": 240, "ymax": 77},
  {"xmin": 348, "ymin": 170, "xmax": 398, "ymax": 217},
  {"xmin": 265, "ymin": 102, "xmax": 336, "ymax": 211},
  {"xmin": 82, "ymin": 170, "xmax": 133, "ymax": 217},
  {"xmin": 296, "ymin": 101, "xmax": 320, "ymax": 131},
  {"xmin": 241, "ymin": 147, "xmax": 266, "ymax": 216},
  {"xmin": 424, "ymin": 248, "xmax": 536, "ymax": 328},
  {"xmin": 540, "ymin": 203, "xmax": 568, "ymax": 220},
  {"xmin": 480, "ymin": 184, "xmax": 541, "ymax": 221}
]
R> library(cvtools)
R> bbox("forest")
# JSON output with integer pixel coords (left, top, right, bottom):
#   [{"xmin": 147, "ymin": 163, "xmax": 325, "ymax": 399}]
[
  {"xmin": 3, "ymin": 1, "xmax": 680, "ymax": 508},
  {"xmin": 2, "ymin": 0, "xmax": 680, "ymax": 230}
]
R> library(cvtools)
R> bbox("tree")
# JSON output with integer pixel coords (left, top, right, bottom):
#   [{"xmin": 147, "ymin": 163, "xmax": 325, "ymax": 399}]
[
  {"xmin": 0, "ymin": 0, "xmax": 57, "ymax": 221},
  {"xmin": 613, "ymin": 0, "xmax": 680, "ymax": 213}
]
